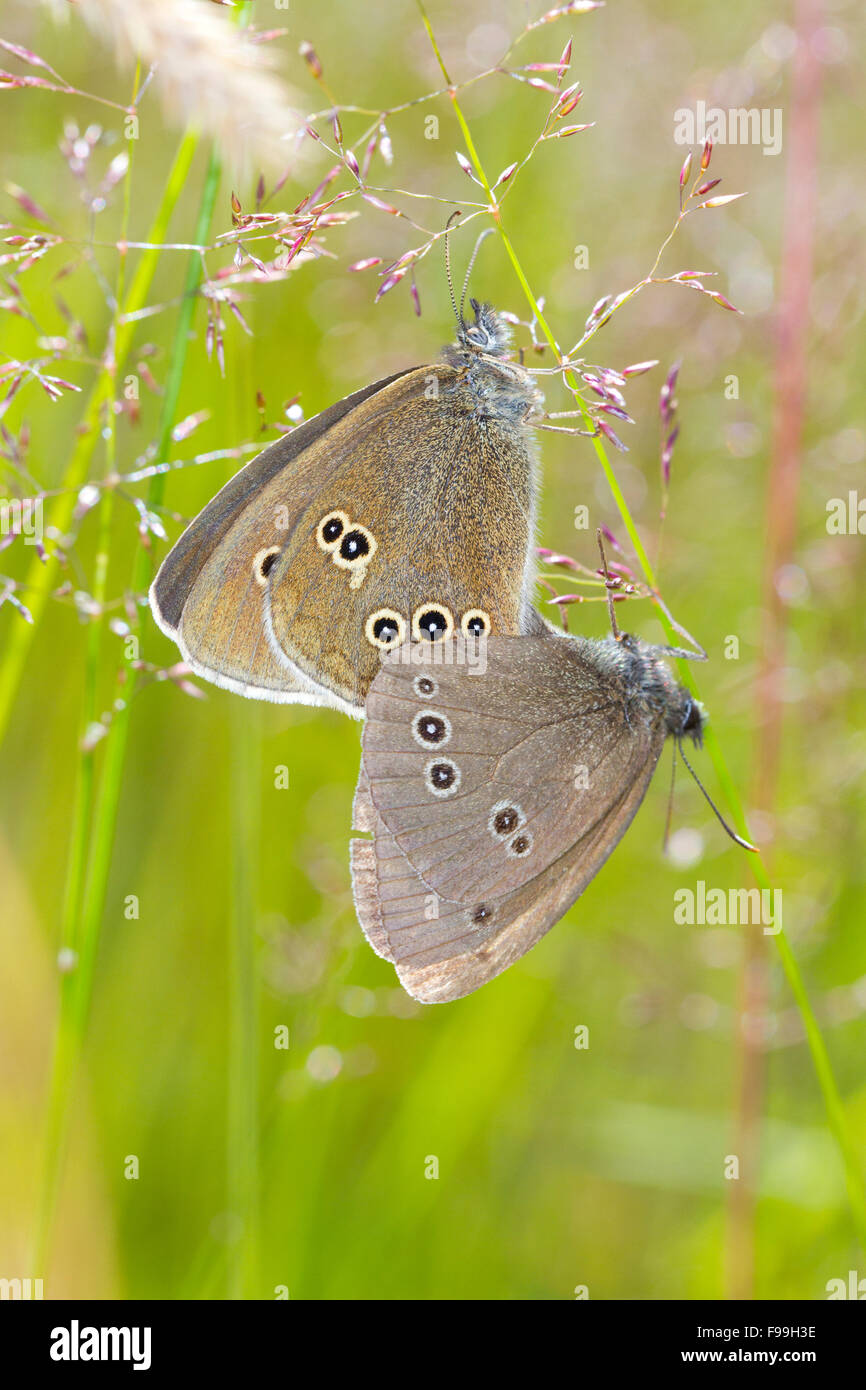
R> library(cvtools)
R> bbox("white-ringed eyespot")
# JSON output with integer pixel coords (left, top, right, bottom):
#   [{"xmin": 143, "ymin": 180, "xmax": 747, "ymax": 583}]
[
  {"xmin": 411, "ymin": 602, "xmax": 454, "ymax": 643},
  {"xmin": 316, "ymin": 510, "xmax": 350, "ymax": 551},
  {"xmin": 364, "ymin": 608, "xmax": 406, "ymax": 650},
  {"xmin": 253, "ymin": 546, "xmax": 280, "ymax": 586},
  {"xmin": 425, "ymin": 758, "xmax": 461, "ymax": 798},
  {"xmin": 460, "ymin": 608, "xmax": 491, "ymax": 639}
]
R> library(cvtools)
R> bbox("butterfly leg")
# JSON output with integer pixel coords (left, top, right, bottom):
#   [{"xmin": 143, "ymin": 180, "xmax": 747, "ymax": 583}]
[{"xmin": 533, "ymin": 423, "xmax": 595, "ymax": 437}]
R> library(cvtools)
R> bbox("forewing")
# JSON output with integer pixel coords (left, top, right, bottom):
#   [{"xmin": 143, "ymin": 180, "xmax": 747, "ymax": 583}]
[
  {"xmin": 149, "ymin": 369, "xmax": 412, "ymax": 704},
  {"xmin": 265, "ymin": 364, "xmax": 538, "ymax": 709}
]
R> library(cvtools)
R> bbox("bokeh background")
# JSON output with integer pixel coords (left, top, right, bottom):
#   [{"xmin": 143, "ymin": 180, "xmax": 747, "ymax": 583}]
[{"xmin": 1, "ymin": 0, "xmax": 864, "ymax": 1300}]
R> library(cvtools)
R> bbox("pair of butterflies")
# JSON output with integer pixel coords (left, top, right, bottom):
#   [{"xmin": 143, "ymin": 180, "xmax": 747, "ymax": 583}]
[{"xmin": 151, "ymin": 300, "xmax": 723, "ymax": 1003}]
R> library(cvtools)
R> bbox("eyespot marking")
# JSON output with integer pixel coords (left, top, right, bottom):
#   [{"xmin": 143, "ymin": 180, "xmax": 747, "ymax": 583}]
[
  {"xmin": 488, "ymin": 801, "xmax": 525, "ymax": 839},
  {"xmin": 461, "ymin": 608, "xmax": 491, "ymax": 639},
  {"xmin": 365, "ymin": 608, "xmax": 405, "ymax": 650},
  {"xmin": 507, "ymin": 831, "xmax": 533, "ymax": 858},
  {"xmin": 471, "ymin": 903, "xmax": 493, "ymax": 925},
  {"xmin": 412, "ymin": 709, "xmax": 451, "ymax": 748},
  {"xmin": 338, "ymin": 529, "xmax": 371, "ymax": 562},
  {"xmin": 331, "ymin": 522, "xmax": 377, "ymax": 588},
  {"xmin": 316, "ymin": 510, "xmax": 349, "ymax": 551},
  {"xmin": 411, "ymin": 602, "xmax": 454, "ymax": 643},
  {"xmin": 253, "ymin": 546, "xmax": 280, "ymax": 586},
  {"xmin": 425, "ymin": 758, "xmax": 461, "ymax": 798},
  {"xmin": 413, "ymin": 674, "xmax": 437, "ymax": 699}
]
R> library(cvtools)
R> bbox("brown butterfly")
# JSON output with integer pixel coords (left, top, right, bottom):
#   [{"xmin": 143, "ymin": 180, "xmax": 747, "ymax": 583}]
[
  {"xmin": 149, "ymin": 300, "xmax": 545, "ymax": 717},
  {"xmin": 351, "ymin": 627, "xmax": 752, "ymax": 1003}
]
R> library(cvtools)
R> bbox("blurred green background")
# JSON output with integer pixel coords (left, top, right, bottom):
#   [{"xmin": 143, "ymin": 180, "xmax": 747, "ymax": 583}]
[{"xmin": 1, "ymin": 0, "xmax": 864, "ymax": 1300}]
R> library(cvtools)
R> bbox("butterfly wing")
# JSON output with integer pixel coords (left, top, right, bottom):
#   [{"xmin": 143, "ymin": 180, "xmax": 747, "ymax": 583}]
[
  {"xmin": 350, "ymin": 732, "xmax": 662, "ymax": 1003},
  {"xmin": 361, "ymin": 634, "xmax": 659, "ymax": 905},
  {"xmin": 149, "ymin": 369, "xmax": 413, "ymax": 705},
  {"xmin": 263, "ymin": 362, "xmax": 539, "ymax": 713}
]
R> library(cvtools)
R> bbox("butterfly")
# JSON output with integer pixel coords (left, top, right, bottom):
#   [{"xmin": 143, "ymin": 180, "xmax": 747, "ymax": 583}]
[
  {"xmin": 149, "ymin": 299, "xmax": 545, "ymax": 718},
  {"xmin": 351, "ymin": 625, "xmax": 752, "ymax": 1003}
]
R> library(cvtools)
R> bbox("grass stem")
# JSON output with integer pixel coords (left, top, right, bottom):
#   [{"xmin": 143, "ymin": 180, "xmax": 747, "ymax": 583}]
[
  {"xmin": 0, "ymin": 131, "xmax": 201, "ymax": 751},
  {"xmin": 31, "ymin": 137, "xmax": 223, "ymax": 1281}
]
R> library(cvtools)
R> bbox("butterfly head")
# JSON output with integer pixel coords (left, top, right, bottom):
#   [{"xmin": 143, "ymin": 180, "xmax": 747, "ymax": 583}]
[
  {"xmin": 444, "ymin": 297, "xmax": 541, "ymax": 419},
  {"xmin": 455, "ymin": 299, "xmax": 512, "ymax": 358},
  {"xmin": 677, "ymin": 693, "xmax": 706, "ymax": 746}
]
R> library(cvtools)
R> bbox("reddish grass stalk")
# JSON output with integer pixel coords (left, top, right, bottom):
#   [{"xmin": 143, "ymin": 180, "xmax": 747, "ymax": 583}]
[{"xmin": 725, "ymin": 0, "xmax": 824, "ymax": 1300}]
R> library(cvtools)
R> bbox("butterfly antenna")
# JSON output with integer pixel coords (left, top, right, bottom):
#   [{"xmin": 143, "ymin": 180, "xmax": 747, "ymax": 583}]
[
  {"xmin": 596, "ymin": 529, "xmax": 621, "ymax": 640},
  {"xmin": 444, "ymin": 211, "xmax": 462, "ymax": 329},
  {"xmin": 676, "ymin": 739, "xmax": 758, "ymax": 851},
  {"xmin": 663, "ymin": 741, "xmax": 678, "ymax": 854},
  {"xmin": 459, "ymin": 227, "xmax": 495, "ymax": 321}
]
